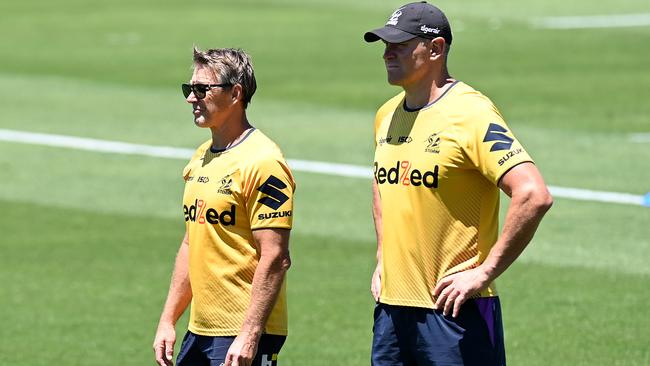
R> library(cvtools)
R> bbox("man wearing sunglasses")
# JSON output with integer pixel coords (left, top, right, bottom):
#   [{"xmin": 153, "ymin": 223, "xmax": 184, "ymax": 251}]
[
  {"xmin": 365, "ymin": 2, "xmax": 553, "ymax": 365},
  {"xmin": 154, "ymin": 47, "xmax": 295, "ymax": 366}
]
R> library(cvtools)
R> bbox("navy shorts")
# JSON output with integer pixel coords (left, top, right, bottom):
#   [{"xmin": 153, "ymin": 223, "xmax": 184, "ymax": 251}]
[
  {"xmin": 176, "ymin": 331, "xmax": 286, "ymax": 366},
  {"xmin": 372, "ymin": 298, "xmax": 505, "ymax": 366}
]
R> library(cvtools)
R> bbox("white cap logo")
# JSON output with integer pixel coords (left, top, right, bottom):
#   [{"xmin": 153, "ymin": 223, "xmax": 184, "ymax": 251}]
[
  {"xmin": 386, "ymin": 8, "xmax": 404, "ymax": 26},
  {"xmin": 420, "ymin": 25, "xmax": 440, "ymax": 34}
]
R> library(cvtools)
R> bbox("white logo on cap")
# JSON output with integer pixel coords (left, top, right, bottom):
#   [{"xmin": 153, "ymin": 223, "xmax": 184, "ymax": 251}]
[
  {"xmin": 386, "ymin": 8, "xmax": 404, "ymax": 26},
  {"xmin": 420, "ymin": 25, "xmax": 440, "ymax": 34}
]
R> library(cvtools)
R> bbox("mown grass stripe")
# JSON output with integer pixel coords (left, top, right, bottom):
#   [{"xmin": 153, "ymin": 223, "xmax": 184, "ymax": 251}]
[
  {"xmin": 531, "ymin": 13, "xmax": 650, "ymax": 29},
  {"xmin": 630, "ymin": 133, "xmax": 650, "ymax": 143},
  {"xmin": 0, "ymin": 128, "xmax": 647, "ymax": 207}
]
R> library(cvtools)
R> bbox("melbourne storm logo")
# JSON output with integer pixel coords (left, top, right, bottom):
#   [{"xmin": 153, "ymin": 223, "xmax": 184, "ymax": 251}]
[
  {"xmin": 386, "ymin": 7, "xmax": 404, "ymax": 25},
  {"xmin": 483, "ymin": 123, "xmax": 514, "ymax": 152},
  {"xmin": 425, "ymin": 133, "xmax": 441, "ymax": 154},
  {"xmin": 217, "ymin": 174, "xmax": 233, "ymax": 195}
]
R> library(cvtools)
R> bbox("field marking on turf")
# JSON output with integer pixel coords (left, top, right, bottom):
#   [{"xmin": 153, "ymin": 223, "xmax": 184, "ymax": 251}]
[
  {"xmin": 531, "ymin": 13, "xmax": 650, "ymax": 29},
  {"xmin": 0, "ymin": 128, "xmax": 648, "ymax": 207},
  {"xmin": 630, "ymin": 133, "xmax": 650, "ymax": 143}
]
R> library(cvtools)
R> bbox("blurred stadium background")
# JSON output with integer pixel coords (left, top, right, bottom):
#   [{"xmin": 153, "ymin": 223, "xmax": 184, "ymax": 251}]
[{"xmin": 1, "ymin": 0, "xmax": 649, "ymax": 365}]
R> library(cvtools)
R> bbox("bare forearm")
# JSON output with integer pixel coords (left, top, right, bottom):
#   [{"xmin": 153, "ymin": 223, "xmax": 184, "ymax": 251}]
[
  {"xmin": 224, "ymin": 228, "xmax": 290, "ymax": 364},
  {"xmin": 480, "ymin": 187, "xmax": 552, "ymax": 281},
  {"xmin": 240, "ymin": 255, "xmax": 289, "ymax": 336},
  {"xmin": 432, "ymin": 163, "xmax": 552, "ymax": 317},
  {"xmin": 372, "ymin": 180, "xmax": 383, "ymax": 260},
  {"xmin": 158, "ymin": 237, "xmax": 192, "ymax": 326},
  {"xmin": 153, "ymin": 235, "xmax": 191, "ymax": 366},
  {"xmin": 371, "ymin": 180, "xmax": 384, "ymax": 301}
]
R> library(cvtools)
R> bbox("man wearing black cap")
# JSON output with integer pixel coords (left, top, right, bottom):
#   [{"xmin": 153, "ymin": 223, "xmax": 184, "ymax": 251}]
[{"xmin": 365, "ymin": 2, "xmax": 553, "ymax": 365}]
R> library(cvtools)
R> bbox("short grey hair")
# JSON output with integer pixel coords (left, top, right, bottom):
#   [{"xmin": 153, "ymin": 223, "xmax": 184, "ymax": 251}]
[{"xmin": 193, "ymin": 46, "xmax": 257, "ymax": 109}]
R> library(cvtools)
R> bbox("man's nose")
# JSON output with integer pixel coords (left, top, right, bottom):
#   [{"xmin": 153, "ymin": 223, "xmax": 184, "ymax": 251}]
[
  {"xmin": 186, "ymin": 92, "xmax": 197, "ymax": 103},
  {"xmin": 383, "ymin": 47, "xmax": 395, "ymax": 60}
]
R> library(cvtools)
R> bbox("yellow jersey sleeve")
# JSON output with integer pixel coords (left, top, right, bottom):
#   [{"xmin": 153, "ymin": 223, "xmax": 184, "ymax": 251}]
[
  {"xmin": 462, "ymin": 101, "xmax": 534, "ymax": 184},
  {"xmin": 243, "ymin": 157, "xmax": 295, "ymax": 230}
]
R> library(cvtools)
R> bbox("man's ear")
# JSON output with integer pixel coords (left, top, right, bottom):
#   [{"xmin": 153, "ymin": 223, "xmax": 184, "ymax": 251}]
[
  {"xmin": 429, "ymin": 37, "xmax": 446, "ymax": 60},
  {"xmin": 230, "ymin": 83, "xmax": 244, "ymax": 105}
]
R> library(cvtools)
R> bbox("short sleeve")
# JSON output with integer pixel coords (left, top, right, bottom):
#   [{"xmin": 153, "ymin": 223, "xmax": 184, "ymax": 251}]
[
  {"xmin": 243, "ymin": 157, "xmax": 296, "ymax": 230},
  {"xmin": 462, "ymin": 102, "xmax": 534, "ymax": 184}
]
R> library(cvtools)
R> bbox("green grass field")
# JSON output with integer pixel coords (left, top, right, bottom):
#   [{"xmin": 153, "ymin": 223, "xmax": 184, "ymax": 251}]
[{"xmin": 1, "ymin": 0, "xmax": 649, "ymax": 365}]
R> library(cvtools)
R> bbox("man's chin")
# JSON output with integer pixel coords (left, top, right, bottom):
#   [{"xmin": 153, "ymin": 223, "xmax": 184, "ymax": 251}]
[
  {"xmin": 386, "ymin": 72, "xmax": 404, "ymax": 86},
  {"xmin": 386, "ymin": 77, "xmax": 404, "ymax": 87},
  {"xmin": 193, "ymin": 117, "xmax": 209, "ymax": 127}
]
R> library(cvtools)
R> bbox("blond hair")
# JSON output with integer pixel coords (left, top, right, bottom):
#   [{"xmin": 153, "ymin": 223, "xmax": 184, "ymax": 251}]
[{"xmin": 193, "ymin": 47, "xmax": 257, "ymax": 109}]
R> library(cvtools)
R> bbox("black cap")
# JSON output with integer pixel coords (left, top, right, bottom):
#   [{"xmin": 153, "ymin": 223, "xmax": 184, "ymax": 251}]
[{"xmin": 364, "ymin": 2, "xmax": 452, "ymax": 45}]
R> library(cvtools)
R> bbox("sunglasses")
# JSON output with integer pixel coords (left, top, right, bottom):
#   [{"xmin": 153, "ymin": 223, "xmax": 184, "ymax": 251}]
[{"xmin": 182, "ymin": 83, "xmax": 232, "ymax": 99}]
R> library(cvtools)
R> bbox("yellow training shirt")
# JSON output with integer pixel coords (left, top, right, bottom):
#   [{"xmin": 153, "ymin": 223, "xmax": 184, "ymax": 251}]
[
  {"xmin": 182, "ymin": 128, "xmax": 295, "ymax": 336},
  {"xmin": 373, "ymin": 81, "xmax": 533, "ymax": 308}
]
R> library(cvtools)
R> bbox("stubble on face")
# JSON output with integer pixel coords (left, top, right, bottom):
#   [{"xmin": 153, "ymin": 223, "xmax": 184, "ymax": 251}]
[
  {"xmin": 383, "ymin": 38, "xmax": 431, "ymax": 87},
  {"xmin": 189, "ymin": 66, "xmax": 221, "ymax": 128}
]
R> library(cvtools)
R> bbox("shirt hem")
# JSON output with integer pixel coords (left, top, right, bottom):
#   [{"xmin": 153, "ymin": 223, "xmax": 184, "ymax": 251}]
[
  {"xmin": 251, "ymin": 225, "xmax": 292, "ymax": 231},
  {"xmin": 380, "ymin": 293, "xmax": 498, "ymax": 309},
  {"xmin": 188, "ymin": 325, "xmax": 288, "ymax": 337},
  {"xmin": 496, "ymin": 160, "xmax": 534, "ymax": 185}
]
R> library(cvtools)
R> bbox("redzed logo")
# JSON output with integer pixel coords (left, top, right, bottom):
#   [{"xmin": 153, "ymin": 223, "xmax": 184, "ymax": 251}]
[
  {"xmin": 183, "ymin": 199, "xmax": 236, "ymax": 226},
  {"xmin": 374, "ymin": 161, "xmax": 439, "ymax": 188}
]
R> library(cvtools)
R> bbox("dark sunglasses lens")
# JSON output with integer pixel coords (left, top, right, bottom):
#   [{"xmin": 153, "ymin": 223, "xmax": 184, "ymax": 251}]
[
  {"xmin": 194, "ymin": 84, "xmax": 208, "ymax": 99},
  {"xmin": 182, "ymin": 84, "xmax": 191, "ymax": 98}
]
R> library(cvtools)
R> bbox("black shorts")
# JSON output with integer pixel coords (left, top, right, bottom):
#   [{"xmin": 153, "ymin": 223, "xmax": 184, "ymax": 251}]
[
  {"xmin": 176, "ymin": 331, "xmax": 286, "ymax": 366},
  {"xmin": 372, "ymin": 298, "xmax": 506, "ymax": 366}
]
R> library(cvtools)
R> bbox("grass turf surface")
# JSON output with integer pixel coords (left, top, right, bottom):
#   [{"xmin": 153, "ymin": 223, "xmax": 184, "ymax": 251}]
[
  {"xmin": 1, "ymin": 0, "xmax": 649, "ymax": 365},
  {"xmin": 1, "ymin": 198, "xmax": 648, "ymax": 365}
]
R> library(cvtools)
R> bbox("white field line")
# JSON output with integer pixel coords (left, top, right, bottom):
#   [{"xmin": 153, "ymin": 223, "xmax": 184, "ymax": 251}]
[
  {"xmin": 0, "ymin": 128, "xmax": 647, "ymax": 207},
  {"xmin": 548, "ymin": 186, "xmax": 644, "ymax": 206},
  {"xmin": 630, "ymin": 133, "xmax": 650, "ymax": 143},
  {"xmin": 532, "ymin": 13, "xmax": 650, "ymax": 29}
]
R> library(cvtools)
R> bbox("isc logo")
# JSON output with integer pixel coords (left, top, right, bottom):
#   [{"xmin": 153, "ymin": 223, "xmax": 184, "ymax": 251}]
[
  {"xmin": 373, "ymin": 161, "xmax": 439, "ymax": 188},
  {"xmin": 183, "ymin": 199, "xmax": 236, "ymax": 226}
]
